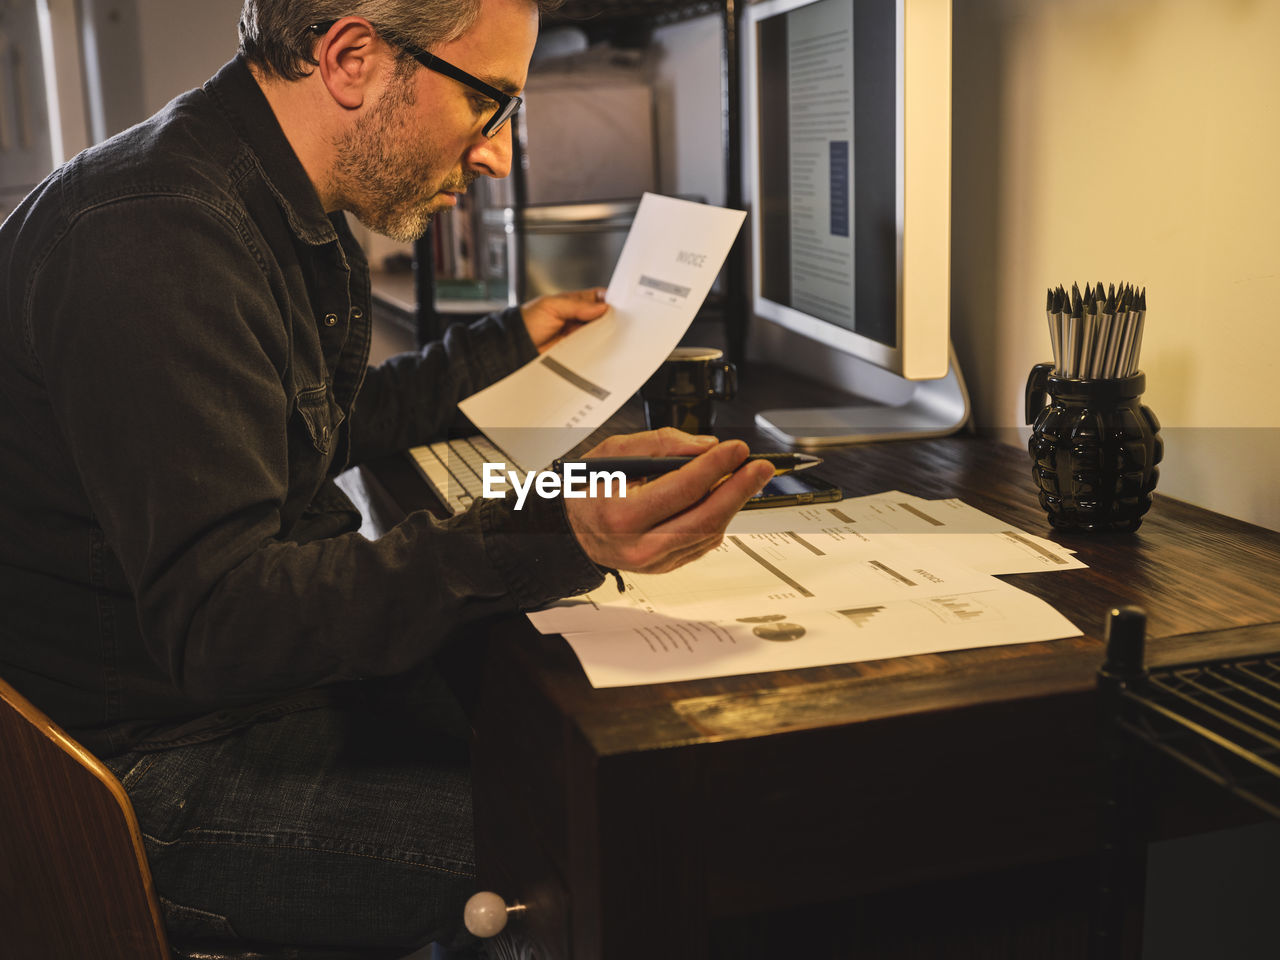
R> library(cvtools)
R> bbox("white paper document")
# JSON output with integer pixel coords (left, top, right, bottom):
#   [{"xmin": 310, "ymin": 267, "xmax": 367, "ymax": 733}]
[
  {"xmin": 527, "ymin": 534, "xmax": 999, "ymax": 635},
  {"xmin": 558, "ymin": 581, "xmax": 1082, "ymax": 689},
  {"xmin": 726, "ymin": 493, "xmax": 1083, "ymax": 575},
  {"xmin": 733, "ymin": 490, "xmax": 1063, "ymax": 536},
  {"xmin": 457, "ymin": 193, "xmax": 746, "ymax": 470},
  {"xmin": 532, "ymin": 493, "xmax": 1085, "ymax": 687}
]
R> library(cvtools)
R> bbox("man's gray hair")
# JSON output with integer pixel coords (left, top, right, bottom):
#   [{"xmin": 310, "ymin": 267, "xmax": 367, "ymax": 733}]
[{"xmin": 239, "ymin": 0, "xmax": 563, "ymax": 81}]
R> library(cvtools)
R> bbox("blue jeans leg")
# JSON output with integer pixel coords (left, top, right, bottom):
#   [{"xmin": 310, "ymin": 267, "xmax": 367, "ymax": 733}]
[{"xmin": 104, "ymin": 702, "xmax": 480, "ymax": 953}]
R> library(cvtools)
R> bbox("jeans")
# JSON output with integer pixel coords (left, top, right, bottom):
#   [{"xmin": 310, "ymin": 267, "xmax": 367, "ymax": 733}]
[{"xmin": 102, "ymin": 699, "xmax": 481, "ymax": 954}]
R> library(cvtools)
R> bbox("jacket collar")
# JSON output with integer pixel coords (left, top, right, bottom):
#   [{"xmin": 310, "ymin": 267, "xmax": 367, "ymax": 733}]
[{"xmin": 203, "ymin": 56, "xmax": 339, "ymax": 247}]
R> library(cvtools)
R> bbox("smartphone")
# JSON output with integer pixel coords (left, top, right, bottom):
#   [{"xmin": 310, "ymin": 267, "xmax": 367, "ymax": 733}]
[{"xmin": 743, "ymin": 471, "xmax": 843, "ymax": 510}]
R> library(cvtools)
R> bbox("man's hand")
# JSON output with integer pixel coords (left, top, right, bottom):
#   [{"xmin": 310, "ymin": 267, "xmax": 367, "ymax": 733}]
[
  {"xmin": 565, "ymin": 428, "xmax": 775, "ymax": 575},
  {"xmin": 521, "ymin": 287, "xmax": 609, "ymax": 353}
]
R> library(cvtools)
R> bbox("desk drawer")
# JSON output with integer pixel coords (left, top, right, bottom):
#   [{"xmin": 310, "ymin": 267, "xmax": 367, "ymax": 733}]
[{"xmin": 470, "ymin": 722, "xmax": 571, "ymax": 957}]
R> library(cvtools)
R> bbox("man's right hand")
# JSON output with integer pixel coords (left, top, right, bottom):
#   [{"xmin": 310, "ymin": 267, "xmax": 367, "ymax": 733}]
[{"xmin": 564, "ymin": 428, "xmax": 775, "ymax": 575}]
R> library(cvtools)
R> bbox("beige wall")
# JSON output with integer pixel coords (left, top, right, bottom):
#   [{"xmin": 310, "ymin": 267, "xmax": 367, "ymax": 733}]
[
  {"xmin": 135, "ymin": 0, "xmax": 243, "ymax": 114},
  {"xmin": 652, "ymin": 13, "xmax": 726, "ymax": 206},
  {"xmin": 952, "ymin": 0, "xmax": 1280, "ymax": 530}
]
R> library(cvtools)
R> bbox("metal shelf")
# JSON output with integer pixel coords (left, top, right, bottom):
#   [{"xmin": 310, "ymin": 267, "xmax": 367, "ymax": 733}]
[
  {"xmin": 1092, "ymin": 608, "xmax": 1280, "ymax": 959},
  {"xmin": 1116, "ymin": 655, "xmax": 1280, "ymax": 819},
  {"xmin": 549, "ymin": 0, "xmax": 724, "ymax": 28},
  {"xmin": 414, "ymin": 0, "xmax": 748, "ymax": 356}
]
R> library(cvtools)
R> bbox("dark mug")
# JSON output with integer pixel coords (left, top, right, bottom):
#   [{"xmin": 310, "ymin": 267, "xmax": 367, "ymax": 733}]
[
  {"xmin": 639, "ymin": 347, "xmax": 737, "ymax": 433},
  {"xmin": 1025, "ymin": 362, "xmax": 1163, "ymax": 532}
]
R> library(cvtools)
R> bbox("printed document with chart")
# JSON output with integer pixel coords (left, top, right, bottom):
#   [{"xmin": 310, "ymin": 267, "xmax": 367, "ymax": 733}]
[
  {"xmin": 458, "ymin": 193, "xmax": 746, "ymax": 471},
  {"xmin": 530, "ymin": 492, "xmax": 1084, "ymax": 688}
]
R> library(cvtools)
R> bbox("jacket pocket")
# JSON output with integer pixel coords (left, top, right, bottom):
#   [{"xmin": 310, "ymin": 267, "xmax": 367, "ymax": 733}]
[{"xmin": 294, "ymin": 383, "xmax": 345, "ymax": 456}]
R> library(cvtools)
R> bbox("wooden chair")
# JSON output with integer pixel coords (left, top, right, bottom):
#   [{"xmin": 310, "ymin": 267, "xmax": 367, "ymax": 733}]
[
  {"xmin": 0, "ymin": 675, "xmax": 402, "ymax": 960},
  {"xmin": 0, "ymin": 673, "xmax": 171, "ymax": 959}
]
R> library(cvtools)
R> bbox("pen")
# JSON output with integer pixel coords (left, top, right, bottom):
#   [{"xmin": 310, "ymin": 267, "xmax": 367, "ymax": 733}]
[{"xmin": 562, "ymin": 452, "xmax": 823, "ymax": 478}]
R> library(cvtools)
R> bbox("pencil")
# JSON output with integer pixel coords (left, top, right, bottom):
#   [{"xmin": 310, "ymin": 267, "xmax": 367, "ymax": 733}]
[{"xmin": 1046, "ymin": 281, "xmax": 1148, "ymax": 379}]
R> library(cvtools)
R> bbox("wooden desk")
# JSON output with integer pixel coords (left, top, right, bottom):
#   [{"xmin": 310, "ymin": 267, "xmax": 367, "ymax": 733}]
[{"xmin": 358, "ymin": 364, "xmax": 1280, "ymax": 959}]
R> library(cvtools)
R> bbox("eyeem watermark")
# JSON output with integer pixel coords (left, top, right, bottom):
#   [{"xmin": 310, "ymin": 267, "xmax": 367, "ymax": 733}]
[{"xmin": 482, "ymin": 462, "xmax": 627, "ymax": 511}]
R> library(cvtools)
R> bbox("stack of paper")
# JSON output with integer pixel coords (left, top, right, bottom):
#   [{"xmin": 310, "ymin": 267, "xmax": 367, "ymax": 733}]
[{"xmin": 528, "ymin": 492, "xmax": 1085, "ymax": 687}]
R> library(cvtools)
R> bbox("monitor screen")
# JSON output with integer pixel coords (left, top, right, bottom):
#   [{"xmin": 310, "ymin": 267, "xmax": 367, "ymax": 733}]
[
  {"xmin": 745, "ymin": 0, "xmax": 952, "ymax": 383},
  {"xmin": 755, "ymin": 0, "xmax": 896, "ymax": 349}
]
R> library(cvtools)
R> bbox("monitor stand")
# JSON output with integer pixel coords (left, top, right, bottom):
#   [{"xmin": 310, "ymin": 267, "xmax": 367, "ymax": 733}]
[{"xmin": 755, "ymin": 343, "xmax": 970, "ymax": 447}]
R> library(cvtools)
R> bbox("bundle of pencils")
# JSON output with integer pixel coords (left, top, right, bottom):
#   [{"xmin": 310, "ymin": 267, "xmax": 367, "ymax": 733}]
[{"xmin": 1045, "ymin": 282, "xmax": 1147, "ymax": 379}]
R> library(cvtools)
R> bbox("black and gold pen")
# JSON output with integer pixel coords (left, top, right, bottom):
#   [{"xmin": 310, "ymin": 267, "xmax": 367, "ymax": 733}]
[{"xmin": 561, "ymin": 452, "xmax": 822, "ymax": 478}]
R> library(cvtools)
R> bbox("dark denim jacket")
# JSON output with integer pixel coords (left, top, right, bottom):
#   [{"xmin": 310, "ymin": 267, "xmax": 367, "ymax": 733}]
[{"xmin": 0, "ymin": 58, "xmax": 603, "ymax": 756}]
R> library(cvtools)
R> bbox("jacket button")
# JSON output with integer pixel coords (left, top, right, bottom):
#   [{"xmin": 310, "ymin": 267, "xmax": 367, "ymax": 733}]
[
  {"xmin": 323, "ymin": 313, "xmax": 338, "ymax": 327},
  {"xmin": 350, "ymin": 307, "xmax": 363, "ymax": 320}
]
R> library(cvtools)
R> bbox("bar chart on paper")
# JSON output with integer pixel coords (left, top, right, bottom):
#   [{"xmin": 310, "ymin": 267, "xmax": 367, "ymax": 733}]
[{"xmin": 838, "ymin": 606, "xmax": 885, "ymax": 628}]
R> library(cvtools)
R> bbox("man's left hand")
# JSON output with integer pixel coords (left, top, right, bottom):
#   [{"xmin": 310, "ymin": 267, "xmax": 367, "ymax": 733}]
[{"xmin": 521, "ymin": 287, "xmax": 609, "ymax": 353}]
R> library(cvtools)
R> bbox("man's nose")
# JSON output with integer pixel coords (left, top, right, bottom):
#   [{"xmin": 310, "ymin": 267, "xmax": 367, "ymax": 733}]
[{"xmin": 465, "ymin": 123, "xmax": 513, "ymax": 179}]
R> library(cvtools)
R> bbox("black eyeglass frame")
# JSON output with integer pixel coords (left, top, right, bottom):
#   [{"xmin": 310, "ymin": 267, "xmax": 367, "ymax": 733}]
[{"xmin": 308, "ymin": 20, "xmax": 521, "ymax": 138}]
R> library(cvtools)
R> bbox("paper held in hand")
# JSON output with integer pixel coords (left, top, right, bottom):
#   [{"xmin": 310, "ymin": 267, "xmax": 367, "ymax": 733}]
[{"xmin": 457, "ymin": 193, "xmax": 746, "ymax": 471}]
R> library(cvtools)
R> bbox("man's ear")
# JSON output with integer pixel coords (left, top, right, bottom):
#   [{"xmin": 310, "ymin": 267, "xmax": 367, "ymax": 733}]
[{"xmin": 314, "ymin": 17, "xmax": 384, "ymax": 110}]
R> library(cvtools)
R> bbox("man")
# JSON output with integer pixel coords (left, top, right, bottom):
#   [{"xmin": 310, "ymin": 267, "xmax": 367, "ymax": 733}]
[{"xmin": 0, "ymin": 0, "xmax": 772, "ymax": 952}]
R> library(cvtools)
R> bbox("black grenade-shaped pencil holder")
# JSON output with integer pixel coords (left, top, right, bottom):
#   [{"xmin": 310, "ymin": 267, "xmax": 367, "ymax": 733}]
[{"xmin": 1025, "ymin": 362, "xmax": 1163, "ymax": 532}]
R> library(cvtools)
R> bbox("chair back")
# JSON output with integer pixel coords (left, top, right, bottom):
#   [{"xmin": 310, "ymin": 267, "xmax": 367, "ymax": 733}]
[{"xmin": 0, "ymin": 674, "xmax": 170, "ymax": 959}]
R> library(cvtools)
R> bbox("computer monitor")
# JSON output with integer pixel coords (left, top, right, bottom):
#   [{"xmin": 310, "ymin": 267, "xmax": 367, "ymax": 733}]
[{"xmin": 742, "ymin": 0, "xmax": 968, "ymax": 445}]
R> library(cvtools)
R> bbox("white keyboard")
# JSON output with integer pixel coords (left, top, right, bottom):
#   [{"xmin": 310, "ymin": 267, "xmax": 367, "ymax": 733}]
[{"xmin": 408, "ymin": 436, "xmax": 527, "ymax": 515}]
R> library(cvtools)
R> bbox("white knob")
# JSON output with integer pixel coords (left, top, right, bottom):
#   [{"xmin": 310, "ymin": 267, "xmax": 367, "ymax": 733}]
[{"xmin": 464, "ymin": 891, "xmax": 525, "ymax": 938}]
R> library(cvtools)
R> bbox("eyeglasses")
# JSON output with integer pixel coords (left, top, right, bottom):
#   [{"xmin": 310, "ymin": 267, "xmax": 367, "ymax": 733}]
[{"xmin": 309, "ymin": 21, "xmax": 521, "ymax": 139}]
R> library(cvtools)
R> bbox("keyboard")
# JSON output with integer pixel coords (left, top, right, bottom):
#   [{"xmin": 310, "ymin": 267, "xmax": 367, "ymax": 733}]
[{"xmin": 408, "ymin": 435, "xmax": 529, "ymax": 515}]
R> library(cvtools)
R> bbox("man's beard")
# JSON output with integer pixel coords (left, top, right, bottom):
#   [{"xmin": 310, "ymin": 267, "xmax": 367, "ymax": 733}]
[{"xmin": 329, "ymin": 69, "xmax": 470, "ymax": 243}]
